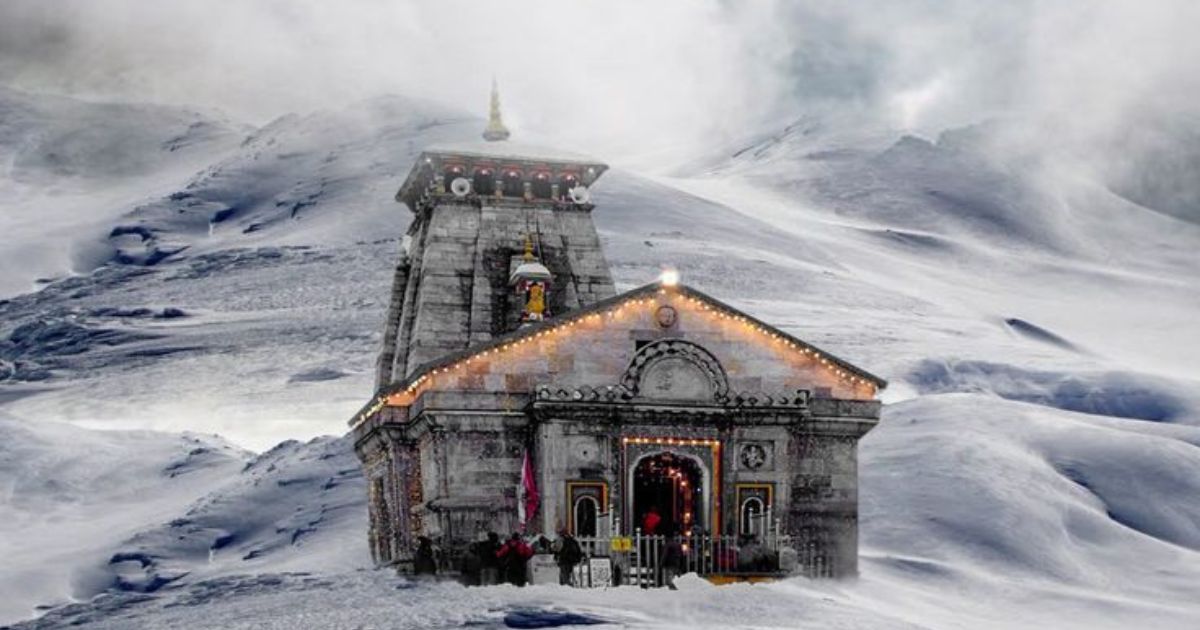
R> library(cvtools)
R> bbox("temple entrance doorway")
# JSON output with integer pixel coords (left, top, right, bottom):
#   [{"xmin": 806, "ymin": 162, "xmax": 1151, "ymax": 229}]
[{"xmin": 632, "ymin": 452, "xmax": 705, "ymax": 537}]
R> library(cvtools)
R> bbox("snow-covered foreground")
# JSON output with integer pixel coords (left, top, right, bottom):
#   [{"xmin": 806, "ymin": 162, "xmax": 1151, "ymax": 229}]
[
  {"xmin": 9, "ymin": 554, "xmax": 1199, "ymax": 630},
  {"xmin": 5, "ymin": 571, "xmax": 927, "ymax": 630}
]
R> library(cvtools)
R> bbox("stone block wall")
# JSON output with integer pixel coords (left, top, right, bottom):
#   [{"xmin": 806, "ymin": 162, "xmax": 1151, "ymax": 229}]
[
  {"xmin": 726, "ymin": 424, "xmax": 795, "ymax": 535},
  {"xmin": 411, "ymin": 408, "xmax": 532, "ymax": 544},
  {"xmin": 383, "ymin": 199, "xmax": 616, "ymax": 383},
  {"xmin": 786, "ymin": 419, "xmax": 872, "ymax": 577},
  {"xmin": 535, "ymin": 422, "xmax": 616, "ymax": 534}
]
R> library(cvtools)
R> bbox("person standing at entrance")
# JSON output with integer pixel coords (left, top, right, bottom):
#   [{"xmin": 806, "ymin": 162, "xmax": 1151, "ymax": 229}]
[
  {"xmin": 497, "ymin": 532, "xmax": 534, "ymax": 586},
  {"xmin": 414, "ymin": 536, "xmax": 437, "ymax": 577},
  {"xmin": 662, "ymin": 528, "xmax": 684, "ymax": 590},
  {"xmin": 460, "ymin": 541, "xmax": 483, "ymax": 585},
  {"xmin": 642, "ymin": 505, "xmax": 662, "ymax": 535},
  {"xmin": 554, "ymin": 529, "xmax": 584, "ymax": 586},
  {"xmin": 479, "ymin": 532, "xmax": 501, "ymax": 585}
]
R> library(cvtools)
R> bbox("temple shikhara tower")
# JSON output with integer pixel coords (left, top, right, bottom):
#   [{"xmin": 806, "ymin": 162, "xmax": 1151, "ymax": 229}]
[{"xmin": 349, "ymin": 86, "xmax": 885, "ymax": 582}]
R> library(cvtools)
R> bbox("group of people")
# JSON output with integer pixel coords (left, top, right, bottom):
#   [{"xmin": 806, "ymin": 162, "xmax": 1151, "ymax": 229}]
[
  {"xmin": 413, "ymin": 520, "xmax": 776, "ymax": 590},
  {"xmin": 414, "ymin": 529, "xmax": 586, "ymax": 587}
]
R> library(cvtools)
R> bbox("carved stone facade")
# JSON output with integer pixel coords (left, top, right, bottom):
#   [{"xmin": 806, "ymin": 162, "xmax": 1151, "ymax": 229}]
[{"xmin": 351, "ymin": 141, "xmax": 885, "ymax": 579}]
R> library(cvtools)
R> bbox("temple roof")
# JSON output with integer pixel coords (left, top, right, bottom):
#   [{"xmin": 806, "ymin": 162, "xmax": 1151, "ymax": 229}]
[
  {"xmin": 422, "ymin": 141, "xmax": 604, "ymax": 166},
  {"xmin": 395, "ymin": 141, "xmax": 609, "ymax": 209},
  {"xmin": 348, "ymin": 280, "xmax": 887, "ymax": 428}
]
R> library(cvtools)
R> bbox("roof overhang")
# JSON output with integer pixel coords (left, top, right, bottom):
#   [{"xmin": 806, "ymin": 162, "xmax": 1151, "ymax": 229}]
[
  {"xmin": 348, "ymin": 281, "xmax": 887, "ymax": 429},
  {"xmin": 395, "ymin": 142, "xmax": 609, "ymax": 211}
]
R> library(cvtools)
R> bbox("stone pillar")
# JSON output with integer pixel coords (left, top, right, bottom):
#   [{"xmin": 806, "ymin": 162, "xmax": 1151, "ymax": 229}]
[
  {"xmin": 358, "ymin": 424, "xmax": 420, "ymax": 568},
  {"xmin": 375, "ymin": 255, "xmax": 410, "ymax": 388},
  {"xmin": 390, "ymin": 219, "xmax": 428, "ymax": 381}
]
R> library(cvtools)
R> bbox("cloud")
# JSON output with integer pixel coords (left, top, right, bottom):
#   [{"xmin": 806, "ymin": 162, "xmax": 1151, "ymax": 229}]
[
  {"xmin": 0, "ymin": 0, "xmax": 780, "ymax": 160},
  {"xmin": 1, "ymin": 0, "xmax": 1198, "ymax": 168}
]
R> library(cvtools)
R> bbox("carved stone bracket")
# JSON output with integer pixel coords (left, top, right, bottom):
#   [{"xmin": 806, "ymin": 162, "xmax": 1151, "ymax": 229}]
[
  {"xmin": 533, "ymin": 383, "xmax": 810, "ymax": 409},
  {"xmin": 535, "ymin": 383, "xmax": 635, "ymax": 402}
]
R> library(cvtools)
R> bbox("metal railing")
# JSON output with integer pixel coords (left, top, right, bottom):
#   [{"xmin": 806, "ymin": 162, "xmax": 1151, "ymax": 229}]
[{"xmin": 573, "ymin": 530, "xmax": 787, "ymax": 588}]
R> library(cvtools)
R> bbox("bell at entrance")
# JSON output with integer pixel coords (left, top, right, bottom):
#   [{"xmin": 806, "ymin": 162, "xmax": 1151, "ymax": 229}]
[{"xmin": 633, "ymin": 452, "xmax": 704, "ymax": 536}]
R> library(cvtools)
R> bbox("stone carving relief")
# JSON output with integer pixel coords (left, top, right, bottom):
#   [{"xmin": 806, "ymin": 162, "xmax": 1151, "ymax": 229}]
[
  {"xmin": 569, "ymin": 436, "xmax": 602, "ymax": 467},
  {"xmin": 739, "ymin": 443, "xmax": 769, "ymax": 470},
  {"xmin": 654, "ymin": 305, "xmax": 678, "ymax": 328},
  {"xmin": 620, "ymin": 339, "xmax": 729, "ymax": 402},
  {"xmin": 533, "ymin": 339, "xmax": 810, "ymax": 409},
  {"xmin": 641, "ymin": 356, "xmax": 712, "ymax": 400}
]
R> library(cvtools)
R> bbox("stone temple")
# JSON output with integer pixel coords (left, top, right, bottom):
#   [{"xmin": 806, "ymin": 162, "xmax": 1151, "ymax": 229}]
[{"xmin": 348, "ymin": 87, "xmax": 885, "ymax": 579}]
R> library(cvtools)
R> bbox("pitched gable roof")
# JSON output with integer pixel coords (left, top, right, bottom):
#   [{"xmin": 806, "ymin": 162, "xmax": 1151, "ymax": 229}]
[{"xmin": 349, "ymin": 281, "xmax": 886, "ymax": 428}]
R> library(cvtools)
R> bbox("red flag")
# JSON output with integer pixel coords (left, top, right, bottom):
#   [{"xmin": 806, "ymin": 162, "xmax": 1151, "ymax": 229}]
[{"xmin": 518, "ymin": 449, "xmax": 539, "ymax": 532}]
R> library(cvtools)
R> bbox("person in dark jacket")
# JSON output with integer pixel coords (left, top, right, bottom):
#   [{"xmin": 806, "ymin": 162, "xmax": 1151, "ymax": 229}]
[
  {"xmin": 460, "ymin": 541, "xmax": 483, "ymax": 586},
  {"xmin": 554, "ymin": 529, "xmax": 584, "ymax": 586},
  {"xmin": 479, "ymin": 532, "xmax": 501, "ymax": 586},
  {"xmin": 496, "ymin": 532, "xmax": 534, "ymax": 586},
  {"xmin": 661, "ymin": 528, "xmax": 685, "ymax": 590},
  {"xmin": 414, "ymin": 536, "xmax": 437, "ymax": 576}
]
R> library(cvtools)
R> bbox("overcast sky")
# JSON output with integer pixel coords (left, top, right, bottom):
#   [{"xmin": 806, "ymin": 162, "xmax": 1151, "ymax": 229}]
[{"xmin": 2, "ymin": 0, "xmax": 1198, "ymax": 161}]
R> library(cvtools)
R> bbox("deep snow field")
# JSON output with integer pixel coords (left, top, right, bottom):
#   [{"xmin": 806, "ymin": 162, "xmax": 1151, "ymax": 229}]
[{"xmin": 1, "ymin": 86, "xmax": 1199, "ymax": 628}]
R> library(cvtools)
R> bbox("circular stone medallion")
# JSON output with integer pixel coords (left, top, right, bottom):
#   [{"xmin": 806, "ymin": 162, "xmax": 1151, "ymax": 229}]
[
  {"xmin": 740, "ymin": 443, "xmax": 767, "ymax": 470},
  {"xmin": 655, "ymin": 305, "xmax": 678, "ymax": 329}
]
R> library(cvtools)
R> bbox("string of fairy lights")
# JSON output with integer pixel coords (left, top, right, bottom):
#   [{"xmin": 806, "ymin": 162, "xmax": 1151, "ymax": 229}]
[
  {"xmin": 622, "ymin": 436, "xmax": 720, "ymax": 448},
  {"xmin": 350, "ymin": 283, "xmax": 879, "ymax": 429}
]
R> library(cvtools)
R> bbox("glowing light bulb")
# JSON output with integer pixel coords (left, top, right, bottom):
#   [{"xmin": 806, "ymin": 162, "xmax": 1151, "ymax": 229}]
[{"xmin": 660, "ymin": 268, "xmax": 679, "ymax": 287}]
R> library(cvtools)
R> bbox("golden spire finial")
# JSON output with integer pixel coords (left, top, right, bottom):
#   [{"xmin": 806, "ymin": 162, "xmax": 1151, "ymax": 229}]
[
  {"xmin": 523, "ymin": 233, "xmax": 534, "ymax": 261},
  {"xmin": 483, "ymin": 78, "xmax": 511, "ymax": 142}
]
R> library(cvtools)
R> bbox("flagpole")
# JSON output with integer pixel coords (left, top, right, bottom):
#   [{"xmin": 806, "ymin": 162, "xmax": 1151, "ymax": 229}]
[{"xmin": 518, "ymin": 448, "xmax": 539, "ymax": 534}]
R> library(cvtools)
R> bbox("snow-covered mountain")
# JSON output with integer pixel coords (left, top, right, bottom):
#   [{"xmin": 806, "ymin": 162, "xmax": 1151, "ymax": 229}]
[
  {"xmin": 0, "ymin": 414, "xmax": 249, "ymax": 623},
  {"xmin": 0, "ymin": 86, "xmax": 249, "ymax": 297},
  {"xmin": 1, "ymin": 87, "xmax": 1199, "ymax": 628},
  {"xmin": 0, "ymin": 413, "xmax": 367, "ymax": 624}
]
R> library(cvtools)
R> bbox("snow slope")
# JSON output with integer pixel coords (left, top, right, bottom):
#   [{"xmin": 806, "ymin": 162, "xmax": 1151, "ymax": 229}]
[
  {"xmin": 5, "ymin": 395, "xmax": 1199, "ymax": 629},
  {"xmin": 669, "ymin": 113, "xmax": 1200, "ymax": 380},
  {"xmin": 0, "ymin": 87, "xmax": 248, "ymax": 297},
  {"xmin": 1, "ymin": 89, "xmax": 1199, "ymax": 628},
  {"xmin": 0, "ymin": 414, "xmax": 366, "ymax": 624},
  {"xmin": 854, "ymin": 394, "xmax": 1200, "ymax": 629},
  {"xmin": 103, "ymin": 95, "xmax": 473, "ymax": 265},
  {"xmin": 104, "ymin": 434, "xmax": 368, "ymax": 590},
  {"xmin": 0, "ymin": 414, "xmax": 249, "ymax": 623}
]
